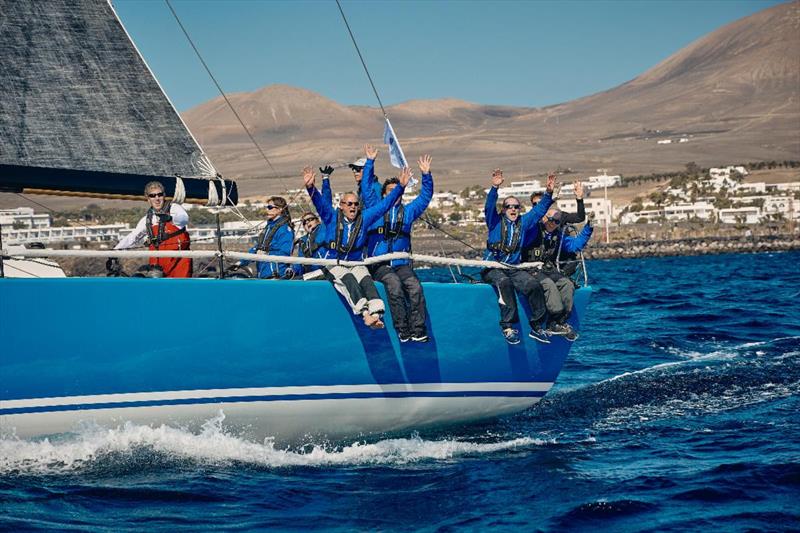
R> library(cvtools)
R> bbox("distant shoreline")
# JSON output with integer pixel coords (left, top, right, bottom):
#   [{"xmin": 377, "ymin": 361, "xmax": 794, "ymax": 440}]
[{"xmin": 584, "ymin": 234, "xmax": 799, "ymax": 260}]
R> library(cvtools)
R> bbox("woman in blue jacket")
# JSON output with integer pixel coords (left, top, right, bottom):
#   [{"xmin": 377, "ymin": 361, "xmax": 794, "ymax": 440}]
[{"xmin": 241, "ymin": 196, "xmax": 294, "ymax": 279}]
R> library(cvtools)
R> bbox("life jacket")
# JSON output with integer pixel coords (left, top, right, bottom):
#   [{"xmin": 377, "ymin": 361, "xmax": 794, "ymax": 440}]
[
  {"xmin": 369, "ymin": 203, "xmax": 409, "ymax": 240},
  {"xmin": 529, "ymin": 225, "xmax": 564, "ymax": 271},
  {"xmin": 298, "ymin": 225, "xmax": 322, "ymax": 258},
  {"xmin": 257, "ymin": 216, "xmax": 289, "ymax": 253},
  {"xmin": 487, "ymin": 216, "xmax": 522, "ymax": 255},
  {"xmin": 145, "ymin": 203, "xmax": 191, "ymax": 278},
  {"xmin": 329, "ymin": 209, "xmax": 363, "ymax": 255}
]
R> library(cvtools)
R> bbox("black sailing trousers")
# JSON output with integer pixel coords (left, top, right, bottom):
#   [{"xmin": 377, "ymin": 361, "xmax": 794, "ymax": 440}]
[
  {"xmin": 481, "ymin": 268, "xmax": 546, "ymax": 330},
  {"xmin": 371, "ymin": 263, "xmax": 428, "ymax": 337}
]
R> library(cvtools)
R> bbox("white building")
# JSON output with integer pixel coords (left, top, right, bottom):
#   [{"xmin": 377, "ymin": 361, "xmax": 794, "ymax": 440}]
[
  {"xmin": 657, "ymin": 139, "xmax": 672, "ymax": 145},
  {"xmin": 0, "ymin": 207, "xmax": 51, "ymax": 229},
  {"xmin": 557, "ymin": 198, "xmax": 613, "ymax": 225},
  {"xmin": 429, "ymin": 192, "xmax": 466, "ymax": 209},
  {"xmin": 663, "ymin": 202, "xmax": 715, "ymax": 221},
  {"xmin": 494, "ymin": 180, "xmax": 544, "ymax": 198},
  {"xmin": 620, "ymin": 208, "xmax": 663, "ymax": 225},
  {"xmin": 709, "ymin": 166, "xmax": 748, "ymax": 179},
  {"xmin": 585, "ymin": 174, "xmax": 622, "ymax": 189},
  {"xmin": 737, "ymin": 182, "xmax": 767, "ymax": 194},
  {"xmin": 718, "ymin": 207, "xmax": 761, "ymax": 224},
  {"xmin": 3, "ymin": 223, "xmax": 131, "ymax": 245}
]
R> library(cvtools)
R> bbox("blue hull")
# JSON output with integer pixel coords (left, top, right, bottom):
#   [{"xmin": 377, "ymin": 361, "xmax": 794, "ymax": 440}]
[{"xmin": 0, "ymin": 278, "xmax": 591, "ymax": 441}]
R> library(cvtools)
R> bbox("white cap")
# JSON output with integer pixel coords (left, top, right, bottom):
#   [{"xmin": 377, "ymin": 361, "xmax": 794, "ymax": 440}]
[{"xmin": 349, "ymin": 157, "xmax": 367, "ymax": 169}]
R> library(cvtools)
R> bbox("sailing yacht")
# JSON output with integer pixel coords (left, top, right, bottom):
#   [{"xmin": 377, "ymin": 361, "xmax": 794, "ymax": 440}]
[{"xmin": 0, "ymin": 0, "xmax": 592, "ymax": 442}]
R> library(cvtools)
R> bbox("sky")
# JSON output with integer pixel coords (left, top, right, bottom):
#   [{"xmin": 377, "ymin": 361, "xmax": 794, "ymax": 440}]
[{"xmin": 112, "ymin": 0, "xmax": 784, "ymax": 112}]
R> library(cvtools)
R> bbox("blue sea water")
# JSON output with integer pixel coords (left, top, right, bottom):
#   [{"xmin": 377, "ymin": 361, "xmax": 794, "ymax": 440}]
[{"xmin": 2, "ymin": 251, "xmax": 799, "ymax": 531}]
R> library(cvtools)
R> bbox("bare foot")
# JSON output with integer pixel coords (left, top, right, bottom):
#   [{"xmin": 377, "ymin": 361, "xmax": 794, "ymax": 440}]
[{"xmin": 362, "ymin": 312, "xmax": 384, "ymax": 329}]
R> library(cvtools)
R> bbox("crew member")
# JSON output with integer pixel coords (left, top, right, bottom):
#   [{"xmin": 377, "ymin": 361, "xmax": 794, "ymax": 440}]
[
  {"xmin": 524, "ymin": 180, "xmax": 585, "ymax": 275},
  {"xmin": 526, "ymin": 208, "xmax": 594, "ymax": 341},
  {"xmin": 240, "ymin": 196, "xmax": 294, "ymax": 279},
  {"xmin": 110, "ymin": 180, "xmax": 192, "ymax": 278},
  {"xmin": 291, "ymin": 211, "xmax": 326, "ymax": 279},
  {"xmin": 361, "ymin": 144, "xmax": 434, "ymax": 342},
  {"xmin": 482, "ymin": 170, "xmax": 555, "ymax": 344},
  {"xmin": 304, "ymin": 164, "xmax": 409, "ymax": 328}
]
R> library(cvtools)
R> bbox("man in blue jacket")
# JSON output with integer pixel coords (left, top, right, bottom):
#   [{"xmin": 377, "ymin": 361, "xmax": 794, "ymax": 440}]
[
  {"xmin": 304, "ymin": 165, "xmax": 409, "ymax": 329},
  {"xmin": 482, "ymin": 170, "xmax": 555, "ymax": 344},
  {"xmin": 526, "ymin": 208, "xmax": 594, "ymax": 341},
  {"xmin": 361, "ymin": 145, "xmax": 434, "ymax": 342}
]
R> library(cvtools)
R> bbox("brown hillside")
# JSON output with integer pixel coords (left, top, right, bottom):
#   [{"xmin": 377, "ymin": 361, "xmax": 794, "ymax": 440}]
[{"xmin": 181, "ymin": 2, "xmax": 800, "ymax": 197}]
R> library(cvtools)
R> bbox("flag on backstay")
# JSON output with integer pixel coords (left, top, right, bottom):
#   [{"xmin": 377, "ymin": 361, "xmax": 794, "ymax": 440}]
[{"xmin": 383, "ymin": 117, "xmax": 417, "ymax": 186}]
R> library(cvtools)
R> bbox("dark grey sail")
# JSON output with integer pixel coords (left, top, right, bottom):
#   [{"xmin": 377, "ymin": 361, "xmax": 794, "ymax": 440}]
[{"xmin": 0, "ymin": 0, "xmax": 237, "ymax": 204}]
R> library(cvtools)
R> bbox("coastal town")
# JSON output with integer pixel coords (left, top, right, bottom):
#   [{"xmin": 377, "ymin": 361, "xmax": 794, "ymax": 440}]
[{"xmin": 2, "ymin": 161, "xmax": 798, "ymax": 264}]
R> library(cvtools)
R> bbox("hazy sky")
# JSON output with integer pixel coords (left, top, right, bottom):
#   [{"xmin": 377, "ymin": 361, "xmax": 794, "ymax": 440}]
[{"xmin": 112, "ymin": 0, "xmax": 783, "ymax": 112}]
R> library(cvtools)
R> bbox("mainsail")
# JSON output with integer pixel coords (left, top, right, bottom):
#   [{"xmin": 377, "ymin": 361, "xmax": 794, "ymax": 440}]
[{"xmin": 0, "ymin": 0, "xmax": 237, "ymax": 204}]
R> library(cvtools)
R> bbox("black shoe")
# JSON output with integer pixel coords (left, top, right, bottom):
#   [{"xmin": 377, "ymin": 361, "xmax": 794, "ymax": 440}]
[
  {"xmin": 562, "ymin": 324, "xmax": 579, "ymax": 342},
  {"xmin": 546, "ymin": 323, "xmax": 569, "ymax": 336},
  {"xmin": 399, "ymin": 332, "xmax": 412, "ymax": 343},
  {"xmin": 528, "ymin": 326, "xmax": 551, "ymax": 343},
  {"xmin": 411, "ymin": 334, "xmax": 429, "ymax": 343},
  {"xmin": 503, "ymin": 328, "xmax": 521, "ymax": 345}
]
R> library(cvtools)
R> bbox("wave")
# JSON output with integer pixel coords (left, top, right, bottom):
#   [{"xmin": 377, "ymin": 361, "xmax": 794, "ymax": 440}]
[
  {"xmin": 528, "ymin": 337, "xmax": 800, "ymax": 427},
  {"xmin": 0, "ymin": 414, "xmax": 551, "ymax": 476}
]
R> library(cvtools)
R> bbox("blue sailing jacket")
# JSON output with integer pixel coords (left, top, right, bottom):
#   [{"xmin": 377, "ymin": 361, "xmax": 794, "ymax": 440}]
[
  {"xmin": 361, "ymin": 158, "xmax": 434, "ymax": 267},
  {"xmin": 483, "ymin": 186, "xmax": 553, "ymax": 265},
  {"xmin": 243, "ymin": 217, "xmax": 294, "ymax": 278},
  {"xmin": 539, "ymin": 224, "xmax": 594, "ymax": 255},
  {"xmin": 308, "ymin": 179, "xmax": 405, "ymax": 261}
]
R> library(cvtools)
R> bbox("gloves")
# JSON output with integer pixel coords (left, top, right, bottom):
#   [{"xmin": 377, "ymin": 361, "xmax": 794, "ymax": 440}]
[
  {"xmin": 155, "ymin": 212, "xmax": 173, "ymax": 223},
  {"xmin": 586, "ymin": 212, "xmax": 596, "ymax": 228},
  {"xmin": 319, "ymin": 165, "xmax": 334, "ymax": 177}
]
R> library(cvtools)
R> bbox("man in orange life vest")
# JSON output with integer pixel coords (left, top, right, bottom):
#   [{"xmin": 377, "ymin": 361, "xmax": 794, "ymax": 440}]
[{"xmin": 109, "ymin": 180, "xmax": 192, "ymax": 277}]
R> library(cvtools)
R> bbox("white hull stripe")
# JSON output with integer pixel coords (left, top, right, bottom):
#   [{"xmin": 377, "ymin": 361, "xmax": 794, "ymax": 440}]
[{"xmin": 0, "ymin": 382, "xmax": 553, "ymax": 415}]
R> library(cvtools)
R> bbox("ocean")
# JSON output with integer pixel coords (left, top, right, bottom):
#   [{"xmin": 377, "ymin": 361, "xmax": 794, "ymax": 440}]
[{"xmin": 2, "ymin": 251, "xmax": 799, "ymax": 531}]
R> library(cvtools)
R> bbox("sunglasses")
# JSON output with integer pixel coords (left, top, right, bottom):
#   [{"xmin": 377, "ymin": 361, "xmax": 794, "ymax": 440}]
[
  {"xmin": 266, "ymin": 204, "xmax": 280, "ymax": 210},
  {"xmin": 351, "ymin": 167, "xmax": 363, "ymax": 173},
  {"xmin": 503, "ymin": 203, "xmax": 521, "ymax": 209},
  {"xmin": 147, "ymin": 192, "xmax": 165, "ymax": 198},
  {"xmin": 302, "ymin": 217, "xmax": 318, "ymax": 224},
  {"xmin": 545, "ymin": 215, "xmax": 560, "ymax": 222},
  {"xmin": 341, "ymin": 201, "xmax": 360, "ymax": 207}
]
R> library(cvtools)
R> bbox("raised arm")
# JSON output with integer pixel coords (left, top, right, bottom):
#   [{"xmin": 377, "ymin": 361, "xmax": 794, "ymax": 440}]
[
  {"xmin": 319, "ymin": 165, "xmax": 334, "ymax": 206},
  {"xmin": 562, "ymin": 223, "xmax": 594, "ymax": 253},
  {"xmin": 522, "ymin": 174, "xmax": 556, "ymax": 231},
  {"xmin": 361, "ymin": 144, "xmax": 380, "ymax": 208},
  {"xmin": 305, "ymin": 166, "xmax": 334, "ymax": 225},
  {"xmin": 484, "ymin": 169, "xmax": 503, "ymax": 229},
  {"xmin": 405, "ymin": 154, "xmax": 434, "ymax": 222},
  {"xmin": 562, "ymin": 181, "xmax": 586, "ymax": 224}
]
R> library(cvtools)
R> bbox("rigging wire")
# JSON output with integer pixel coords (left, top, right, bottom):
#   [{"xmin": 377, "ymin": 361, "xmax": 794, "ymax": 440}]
[
  {"xmin": 334, "ymin": 0, "xmax": 486, "ymax": 274},
  {"xmin": 335, "ymin": 0, "xmax": 387, "ymax": 117}
]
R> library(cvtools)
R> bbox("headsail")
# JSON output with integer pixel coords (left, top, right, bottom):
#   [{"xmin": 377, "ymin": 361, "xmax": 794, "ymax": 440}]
[{"xmin": 0, "ymin": 0, "xmax": 237, "ymax": 205}]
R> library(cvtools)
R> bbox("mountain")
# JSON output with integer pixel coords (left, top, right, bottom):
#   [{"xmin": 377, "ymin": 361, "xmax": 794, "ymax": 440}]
[{"xmin": 182, "ymin": 1, "xmax": 800, "ymax": 196}]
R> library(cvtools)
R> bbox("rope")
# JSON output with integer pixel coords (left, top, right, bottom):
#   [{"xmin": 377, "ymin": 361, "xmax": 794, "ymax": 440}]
[{"xmin": 2, "ymin": 247, "xmax": 544, "ymax": 271}]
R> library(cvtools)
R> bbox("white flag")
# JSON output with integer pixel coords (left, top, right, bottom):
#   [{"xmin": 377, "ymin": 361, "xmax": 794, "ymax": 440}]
[{"xmin": 383, "ymin": 118, "xmax": 417, "ymax": 186}]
